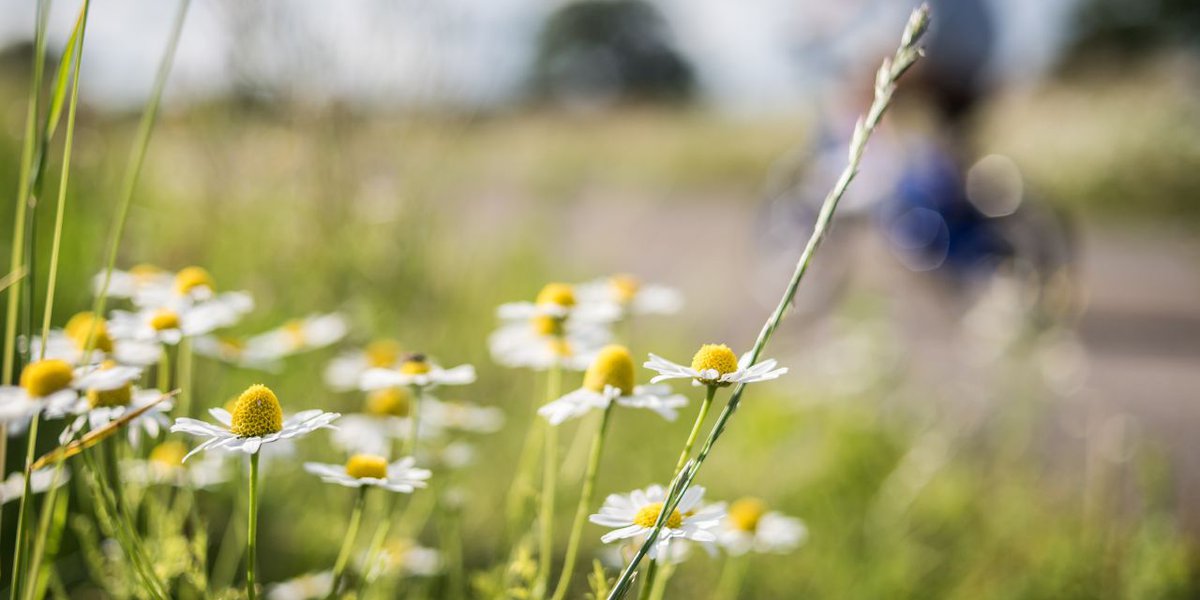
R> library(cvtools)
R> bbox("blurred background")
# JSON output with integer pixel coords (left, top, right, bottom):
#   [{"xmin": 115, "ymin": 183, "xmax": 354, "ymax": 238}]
[{"xmin": 2, "ymin": 0, "xmax": 1199, "ymax": 597}]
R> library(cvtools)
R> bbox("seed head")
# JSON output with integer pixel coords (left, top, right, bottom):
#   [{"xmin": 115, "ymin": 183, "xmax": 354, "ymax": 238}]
[
  {"xmin": 633, "ymin": 502, "xmax": 683, "ymax": 529},
  {"xmin": 536, "ymin": 283, "xmax": 575, "ymax": 308},
  {"xmin": 345, "ymin": 454, "xmax": 389, "ymax": 479},
  {"xmin": 19, "ymin": 359, "xmax": 74, "ymax": 398},
  {"xmin": 582, "ymin": 345, "xmax": 635, "ymax": 396},
  {"xmin": 229, "ymin": 384, "xmax": 283, "ymax": 438}
]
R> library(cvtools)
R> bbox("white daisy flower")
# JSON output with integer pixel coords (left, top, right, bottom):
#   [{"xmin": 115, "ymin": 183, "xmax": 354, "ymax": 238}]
[
  {"xmin": 330, "ymin": 388, "xmax": 414, "ymax": 455},
  {"xmin": 0, "ymin": 467, "xmax": 70, "ymax": 504},
  {"xmin": 576, "ymin": 274, "xmax": 683, "ymax": 316},
  {"xmin": 0, "ymin": 359, "xmax": 141, "ymax": 435},
  {"xmin": 496, "ymin": 282, "xmax": 621, "ymax": 323},
  {"xmin": 31, "ymin": 313, "xmax": 163, "ymax": 367},
  {"xmin": 108, "ymin": 297, "xmax": 251, "ymax": 347},
  {"xmin": 303, "ymin": 454, "xmax": 431, "ymax": 493},
  {"xmin": 170, "ymin": 384, "xmax": 339, "ymax": 460},
  {"xmin": 538, "ymin": 345, "xmax": 686, "ymax": 426},
  {"xmin": 421, "ymin": 397, "xmax": 504, "ymax": 434},
  {"xmin": 240, "ymin": 313, "xmax": 349, "ymax": 364},
  {"xmin": 719, "ymin": 497, "xmax": 808, "ymax": 555},
  {"xmin": 50, "ymin": 383, "xmax": 173, "ymax": 447},
  {"xmin": 487, "ymin": 317, "xmax": 610, "ymax": 372},
  {"xmin": 364, "ymin": 539, "xmax": 441, "ymax": 581},
  {"xmin": 266, "ymin": 571, "xmax": 334, "ymax": 600},
  {"xmin": 360, "ymin": 354, "xmax": 475, "ymax": 391},
  {"xmin": 121, "ymin": 441, "xmax": 228, "ymax": 489},
  {"xmin": 93, "ymin": 264, "xmax": 173, "ymax": 300},
  {"xmin": 132, "ymin": 265, "xmax": 219, "ymax": 307},
  {"xmin": 646, "ymin": 344, "xmax": 787, "ymax": 388},
  {"xmin": 323, "ymin": 338, "xmax": 405, "ymax": 391},
  {"xmin": 589, "ymin": 484, "xmax": 725, "ymax": 561}
]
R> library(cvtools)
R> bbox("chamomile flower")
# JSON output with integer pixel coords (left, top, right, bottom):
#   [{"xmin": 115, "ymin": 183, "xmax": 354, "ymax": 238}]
[
  {"xmin": 304, "ymin": 454, "xmax": 431, "ymax": 493},
  {"xmin": 538, "ymin": 345, "xmax": 686, "ymax": 425},
  {"xmin": 576, "ymin": 274, "xmax": 683, "ymax": 316},
  {"xmin": 330, "ymin": 387, "xmax": 414, "ymax": 455},
  {"xmin": 93, "ymin": 264, "xmax": 172, "ymax": 300},
  {"xmin": 0, "ymin": 359, "xmax": 141, "ymax": 434},
  {"xmin": 488, "ymin": 316, "xmax": 610, "ymax": 372},
  {"xmin": 496, "ymin": 282, "xmax": 620, "ymax": 323},
  {"xmin": 0, "ymin": 467, "xmax": 70, "ymax": 504},
  {"xmin": 360, "ymin": 353, "xmax": 475, "ymax": 391},
  {"xmin": 170, "ymin": 384, "xmax": 339, "ymax": 460},
  {"xmin": 108, "ymin": 297, "xmax": 251, "ymax": 347},
  {"xmin": 323, "ymin": 338, "xmax": 405, "ymax": 391},
  {"xmin": 422, "ymin": 397, "xmax": 505, "ymax": 434},
  {"xmin": 133, "ymin": 265, "xmax": 217, "ymax": 306},
  {"xmin": 33, "ymin": 314, "xmax": 166, "ymax": 368},
  {"xmin": 121, "ymin": 441, "xmax": 228, "ymax": 489},
  {"xmin": 241, "ymin": 313, "xmax": 348, "ymax": 363},
  {"xmin": 364, "ymin": 538, "xmax": 441, "ymax": 580},
  {"xmin": 718, "ymin": 497, "xmax": 808, "ymax": 555},
  {"xmin": 589, "ymin": 484, "xmax": 725, "ymax": 561},
  {"xmin": 267, "ymin": 571, "xmax": 334, "ymax": 600},
  {"xmin": 646, "ymin": 344, "xmax": 787, "ymax": 388},
  {"xmin": 51, "ymin": 381, "xmax": 173, "ymax": 447}
]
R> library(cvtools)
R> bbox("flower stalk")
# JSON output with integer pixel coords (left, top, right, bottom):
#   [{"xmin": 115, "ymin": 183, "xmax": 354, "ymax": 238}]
[
  {"xmin": 549, "ymin": 401, "xmax": 615, "ymax": 600},
  {"xmin": 247, "ymin": 451, "xmax": 261, "ymax": 600},
  {"xmin": 327, "ymin": 487, "xmax": 369, "ymax": 599},
  {"xmin": 674, "ymin": 385, "xmax": 716, "ymax": 476}
]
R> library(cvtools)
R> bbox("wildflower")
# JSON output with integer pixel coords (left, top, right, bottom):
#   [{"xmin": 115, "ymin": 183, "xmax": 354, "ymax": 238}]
[
  {"xmin": 0, "ymin": 468, "xmax": 71, "ymax": 504},
  {"xmin": 589, "ymin": 484, "xmax": 725, "ymax": 561},
  {"xmin": 240, "ymin": 313, "xmax": 348, "ymax": 363},
  {"xmin": 498, "ymin": 282, "xmax": 620, "ymax": 323},
  {"xmin": 121, "ymin": 441, "xmax": 227, "ymax": 488},
  {"xmin": 266, "ymin": 571, "xmax": 333, "ymax": 600},
  {"xmin": 304, "ymin": 454, "xmax": 431, "ymax": 493},
  {"xmin": 34, "ymin": 317, "xmax": 165, "ymax": 368},
  {"xmin": 170, "ymin": 384, "xmax": 339, "ymax": 460},
  {"xmin": 364, "ymin": 538, "xmax": 441, "ymax": 579},
  {"xmin": 422, "ymin": 397, "xmax": 504, "ymax": 434},
  {"xmin": 490, "ymin": 282, "xmax": 618, "ymax": 372},
  {"xmin": 0, "ymin": 359, "xmax": 141, "ymax": 434},
  {"xmin": 646, "ymin": 344, "xmax": 787, "ymax": 388},
  {"xmin": 575, "ymin": 274, "xmax": 683, "ymax": 316},
  {"xmin": 93, "ymin": 264, "xmax": 172, "ymax": 300},
  {"xmin": 51, "ymin": 379, "xmax": 173, "ymax": 447},
  {"xmin": 360, "ymin": 353, "xmax": 475, "ymax": 391},
  {"xmin": 324, "ymin": 338, "xmax": 405, "ymax": 391},
  {"xmin": 539, "ymin": 345, "xmax": 686, "ymax": 425},
  {"xmin": 108, "ymin": 298, "xmax": 253, "ymax": 346},
  {"xmin": 718, "ymin": 497, "xmax": 808, "ymax": 556}
]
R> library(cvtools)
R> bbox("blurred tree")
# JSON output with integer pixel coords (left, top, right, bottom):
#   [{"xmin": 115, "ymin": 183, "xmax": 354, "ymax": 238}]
[
  {"xmin": 1065, "ymin": 0, "xmax": 1200, "ymax": 62},
  {"xmin": 531, "ymin": 0, "xmax": 694, "ymax": 109}
]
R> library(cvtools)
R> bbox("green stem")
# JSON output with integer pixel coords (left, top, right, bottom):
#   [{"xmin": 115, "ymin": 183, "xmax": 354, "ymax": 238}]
[
  {"xmin": 9, "ymin": 416, "xmax": 42, "ymax": 600},
  {"xmin": 247, "ymin": 452, "xmax": 260, "ymax": 600},
  {"xmin": 713, "ymin": 556, "xmax": 748, "ymax": 600},
  {"xmin": 673, "ymin": 386, "xmax": 716, "ymax": 476},
  {"xmin": 327, "ymin": 488, "xmax": 369, "ymax": 599},
  {"xmin": 549, "ymin": 403, "xmax": 614, "ymax": 600},
  {"xmin": 647, "ymin": 563, "xmax": 674, "ymax": 600},
  {"xmin": 533, "ymin": 363, "xmax": 562, "ymax": 598},
  {"xmin": 639, "ymin": 559, "xmax": 659, "ymax": 600},
  {"xmin": 38, "ymin": 0, "xmax": 91, "ymax": 355},
  {"xmin": 604, "ymin": 8, "xmax": 931, "ymax": 599},
  {"xmin": 177, "ymin": 336, "xmax": 193, "ymax": 417},
  {"xmin": 157, "ymin": 346, "xmax": 171, "ymax": 393},
  {"xmin": 405, "ymin": 384, "xmax": 423, "ymax": 456}
]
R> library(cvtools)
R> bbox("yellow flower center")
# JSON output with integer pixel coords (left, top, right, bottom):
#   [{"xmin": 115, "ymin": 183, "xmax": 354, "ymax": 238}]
[
  {"xmin": 174, "ymin": 266, "xmax": 214, "ymax": 295},
  {"xmin": 64, "ymin": 311, "xmax": 97, "ymax": 339},
  {"xmin": 582, "ymin": 345, "xmax": 635, "ymax": 395},
  {"xmin": 229, "ymin": 384, "xmax": 283, "ymax": 438},
  {"xmin": 69, "ymin": 318, "xmax": 114, "ymax": 354},
  {"xmin": 690, "ymin": 344, "xmax": 739, "ymax": 381},
  {"xmin": 345, "ymin": 454, "xmax": 389, "ymax": 479},
  {"xmin": 728, "ymin": 497, "xmax": 767, "ymax": 532},
  {"xmin": 283, "ymin": 319, "xmax": 306, "ymax": 347},
  {"xmin": 610, "ymin": 274, "xmax": 640, "ymax": 304},
  {"xmin": 365, "ymin": 339, "xmax": 403, "ymax": 368},
  {"xmin": 399, "ymin": 355, "xmax": 431, "ymax": 375},
  {"xmin": 19, "ymin": 359, "xmax": 74, "ymax": 398},
  {"xmin": 532, "ymin": 314, "xmax": 565, "ymax": 337},
  {"xmin": 547, "ymin": 337, "xmax": 573, "ymax": 358},
  {"xmin": 149, "ymin": 309, "xmax": 181, "ymax": 331},
  {"xmin": 130, "ymin": 263, "xmax": 162, "ymax": 279},
  {"xmin": 633, "ymin": 502, "xmax": 683, "ymax": 529},
  {"xmin": 87, "ymin": 383, "xmax": 133, "ymax": 408},
  {"xmin": 365, "ymin": 387, "xmax": 411, "ymax": 418},
  {"xmin": 535, "ymin": 283, "xmax": 576, "ymax": 308},
  {"xmin": 149, "ymin": 441, "xmax": 188, "ymax": 467}
]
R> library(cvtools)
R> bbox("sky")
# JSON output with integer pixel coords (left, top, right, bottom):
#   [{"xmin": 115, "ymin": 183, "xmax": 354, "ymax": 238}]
[{"xmin": 0, "ymin": 0, "xmax": 1080, "ymax": 113}]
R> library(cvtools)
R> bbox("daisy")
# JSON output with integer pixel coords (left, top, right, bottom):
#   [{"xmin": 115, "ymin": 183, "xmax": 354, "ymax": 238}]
[
  {"xmin": 33, "ymin": 317, "xmax": 165, "ymax": 368},
  {"xmin": 575, "ymin": 274, "xmax": 683, "ymax": 316},
  {"xmin": 538, "ymin": 345, "xmax": 686, "ymax": 426},
  {"xmin": 50, "ymin": 381, "xmax": 173, "ymax": 447},
  {"xmin": 421, "ymin": 397, "xmax": 504, "ymax": 434},
  {"xmin": 266, "ymin": 571, "xmax": 333, "ymax": 600},
  {"xmin": 121, "ymin": 441, "xmax": 228, "ymax": 489},
  {"xmin": 108, "ymin": 296, "xmax": 252, "ymax": 347},
  {"xmin": 0, "ymin": 359, "xmax": 141, "ymax": 435},
  {"xmin": 170, "ymin": 384, "xmax": 340, "ymax": 461},
  {"xmin": 93, "ymin": 264, "xmax": 173, "ymax": 300},
  {"xmin": 646, "ymin": 344, "xmax": 787, "ymax": 388},
  {"xmin": 132, "ymin": 265, "xmax": 218, "ymax": 306},
  {"xmin": 323, "ymin": 338, "xmax": 405, "ymax": 392},
  {"xmin": 487, "ymin": 317, "xmax": 610, "ymax": 372},
  {"xmin": 718, "ymin": 497, "xmax": 808, "ymax": 556},
  {"xmin": 360, "ymin": 353, "xmax": 475, "ymax": 391},
  {"xmin": 303, "ymin": 454, "xmax": 431, "ymax": 493},
  {"xmin": 240, "ymin": 313, "xmax": 348, "ymax": 364},
  {"xmin": 496, "ymin": 282, "xmax": 620, "ymax": 323},
  {"xmin": 330, "ymin": 387, "xmax": 414, "ymax": 456},
  {"xmin": 364, "ymin": 538, "xmax": 441, "ymax": 579},
  {"xmin": 0, "ymin": 467, "xmax": 71, "ymax": 504},
  {"xmin": 589, "ymin": 484, "xmax": 725, "ymax": 561}
]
